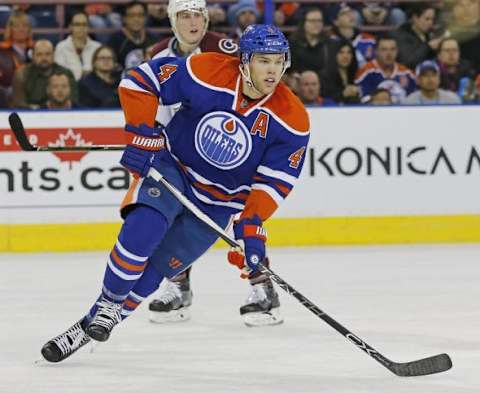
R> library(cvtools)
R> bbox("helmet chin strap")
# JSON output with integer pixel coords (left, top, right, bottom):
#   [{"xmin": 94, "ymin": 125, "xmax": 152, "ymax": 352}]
[
  {"xmin": 239, "ymin": 59, "xmax": 289, "ymax": 98},
  {"xmin": 239, "ymin": 63, "xmax": 264, "ymax": 98}
]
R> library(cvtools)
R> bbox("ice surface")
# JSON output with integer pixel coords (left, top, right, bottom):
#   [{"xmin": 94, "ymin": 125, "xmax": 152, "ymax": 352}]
[{"xmin": 0, "ymin": 245, "xmax": 479, "ymax": 393}]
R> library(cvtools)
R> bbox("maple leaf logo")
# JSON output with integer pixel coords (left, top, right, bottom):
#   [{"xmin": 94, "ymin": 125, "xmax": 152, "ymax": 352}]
[{"xmin": 49, "ymin": 128, "xmax": 93, "ymax": 168}]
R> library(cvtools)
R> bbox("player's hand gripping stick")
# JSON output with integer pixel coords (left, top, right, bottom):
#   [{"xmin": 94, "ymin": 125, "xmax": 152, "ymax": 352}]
[
  {"xmin": 120, "ymin": 123, "xmax": 167, "ymax": 177},
  {"xmin": 228, "ymin": 215, "xmax": 267, "ymax": 278}
]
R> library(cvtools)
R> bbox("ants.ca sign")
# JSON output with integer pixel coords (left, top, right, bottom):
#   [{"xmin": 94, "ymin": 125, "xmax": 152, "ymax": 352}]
[{"xmin": 0, "ymin": 107, "xmax": 479, "ymax": 225}]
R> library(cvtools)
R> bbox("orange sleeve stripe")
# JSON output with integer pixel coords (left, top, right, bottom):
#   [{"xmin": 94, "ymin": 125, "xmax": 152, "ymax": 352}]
[
  {"xmin": 275, "ymin": 183, "xmax": 291, "ymax": 196},
  {"xmin": 120, "ymin": 177, "xmax": 140, "ymax": 210},
  {"xmin": 119, "ymin": 86, "xmax": 158, "ymax": 128},
  {"xmin": 111, "ymin": 248, "xmax": 146, "ymax": 272},
  {"xmin": 129, "ymin": 70, "xmax": 154, "ymax": 93},
  {"xmin": 240, "ymin": 189, "xmax": 278, "ymax": 222},
  {"xmin": 193, "ymin": 182, "xmax": 249, "ymax": 202}
]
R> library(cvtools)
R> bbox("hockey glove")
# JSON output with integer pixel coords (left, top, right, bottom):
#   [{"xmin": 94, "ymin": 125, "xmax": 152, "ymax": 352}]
[
  {"xmin": 228, "ymin": 215, "xmax": 267, "ymax": 278},
  {"xmin": 120, "ymin": 123, "xmax": 166, "ymax": 177}
]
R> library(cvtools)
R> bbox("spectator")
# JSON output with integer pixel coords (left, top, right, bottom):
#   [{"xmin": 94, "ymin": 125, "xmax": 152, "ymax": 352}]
[
  {"xmin": 207, "ymin": 5, "xmax": 227, "ymax": 33},
  {"xmin": 436, "ymin": 37, "xmax": 475, "ymax": 96},
  {"xmin": 147, "ymin": 3, "xmax": 170, "ymax": 28},
  {"xmin": 85, "ymin": 3, "xmax": 122, "ymax": 43},
  {"xmin": 282, "ymin": 71, "xmax": 299, "ymax": 95},
  {"xmin": 289, "ymin": 7, "xmax": 336, "ymax": 76},
  {"xmin": 357, "ymin": 2, "xmax": 406, "ymax": 27},
  {"xmin": 54, "ymin": 11, "xmax": 101, "ymax": 81},
  {"xmin": 78, "ymin": 45, "xmax": 120, "ymax": 108},
  {"xmin": 472, "ymin": 74, "xmax": 480, "ymax": 102},
  {"xmin": 43, "ymin": 70, "xmax": 76, "ymax": 109},
  {"xmin": 107, "ymin": 1, "xmax": 156, "ymax": 71},
  {"xmin": 297, "ymin": 70, "xmax": 336, "ymax": 106},
  {"xmin": 447, "ymin": 0, "xmax": 480, "ymax": 73},
  {"xmin": 227, "ymin": 0, "xmax": 259, "ymax": 40},
  {"xmin": 393, "ymin": 3, "xmax": 445, "ymax": 70},
  {"xmin": 367, "ymin": 87, "xmax": 393, "ymax": 105},
  {"xmin": 329, "ymin": 4, "xmax": 376, "ymax": 67},
  {"xmin": 0, "ymin": 10, "xmax": 34, "ymax": 66},
  {"xmin": 322, "ymin": 40, "xmax": 360, "ymax": 104},
  {"xmin": 403, "ymin": 60, "xmax": 462, "ymax": 104},
  {"xmin": 355, "ymin": 35, "xmax": 416, "ymax": 103},
  {"xmin": 11, "ymin": 39, "xmax": 77, "ymax": 109}
]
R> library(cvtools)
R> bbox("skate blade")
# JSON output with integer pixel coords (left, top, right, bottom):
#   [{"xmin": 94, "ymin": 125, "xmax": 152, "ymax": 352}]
[
  {"xmin": 244, "ymin": 308, "xmax": 284, "ymax": 327},
  {"xmin": 149, "ymin": 307, "xmax": 191, "ymax": 324}
]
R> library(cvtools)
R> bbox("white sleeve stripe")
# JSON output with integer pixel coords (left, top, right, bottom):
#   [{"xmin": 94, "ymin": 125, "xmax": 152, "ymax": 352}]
[
  {"xmin": 252, "ymin": 183, "xmax": 284, "ymax": 206},
  {"xmin": 190, "ymin": 187, "xmax": 245, "ymax": 210},
  {"xmin": 139, "ymin": 63, "xmax": 160, "ymax": 93},
  {"xmin": 119, "ymin": 79, "xmax": 152, "ymax": 93},
  {"xmin": 257, "ymin": 165, "xmax": 297, "ymax": 186},
  {"xmin": 115, "ymin": 240, "xmax": 148, "ymax": 262}
]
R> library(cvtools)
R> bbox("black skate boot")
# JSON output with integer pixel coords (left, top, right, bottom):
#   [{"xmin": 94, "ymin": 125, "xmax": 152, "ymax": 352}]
[
  {"xmin": 41, "ymin": 319, "xmax": 91, "ymax": 363},
  {"xmin": 240, "ymin": 279, "xmax": 283, "ymax": 327},
  {"xmin": 149, "ymin": 271, "xmax": 193, "ymax": 323},
  {"xmin": 86, "ymin": 297, "xmax": 122, "ymax": 342}
]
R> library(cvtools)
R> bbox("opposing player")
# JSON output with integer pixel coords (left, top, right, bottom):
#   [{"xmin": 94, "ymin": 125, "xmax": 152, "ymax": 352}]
[
  {"xmin": 40, "ymin": 24, "xmax": 310, "ymax": 363},
  {"xmin": 148, "ymin": 0, "xmax": 281, "ymax": 327}
]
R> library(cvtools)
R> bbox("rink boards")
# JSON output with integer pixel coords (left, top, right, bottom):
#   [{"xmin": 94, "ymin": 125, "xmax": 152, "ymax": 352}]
[{"xmin": 0, "ymin": 106, "xmax": 479, "ymax": 251}]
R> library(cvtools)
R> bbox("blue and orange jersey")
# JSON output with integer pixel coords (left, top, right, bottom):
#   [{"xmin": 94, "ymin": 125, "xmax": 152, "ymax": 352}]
[
  {"xmin": 330, "ymin": 29, "xmax": 376, "ymax": 67},
  {"xmin": 118, "ymin": 52, "xmax": 310, "ymax": 221},
  {"xmin": 355, "ymin": 60, "xmax": 416, "ymax": 99}
]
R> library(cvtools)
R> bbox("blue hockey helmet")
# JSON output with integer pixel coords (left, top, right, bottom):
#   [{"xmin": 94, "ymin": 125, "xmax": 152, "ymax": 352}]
[{"xmin": 239, "ymin": 24, "xmax": 291, "ymax": 69}]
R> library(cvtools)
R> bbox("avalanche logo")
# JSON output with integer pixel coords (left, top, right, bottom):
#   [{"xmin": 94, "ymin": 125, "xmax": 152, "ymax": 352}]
[{"xmin": 195, "ymin": 111, "xmax": 252, "ymax": 170}]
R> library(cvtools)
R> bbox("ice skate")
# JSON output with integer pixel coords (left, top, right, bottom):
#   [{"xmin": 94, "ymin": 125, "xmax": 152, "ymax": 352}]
[
  {"xmin": 240, "ymin": 279, "xmax": 283, "ymax": 327},
  {"xmin": 41, "ymin": 319, "xmax": 91, "ymax": 363},
  {"xmin": 86, "ymin": 297, "xmax": 122, "ymax": 342},
  {"xmin": 149, "ymin": 274, "xmax": 193, "ymax": 323}
]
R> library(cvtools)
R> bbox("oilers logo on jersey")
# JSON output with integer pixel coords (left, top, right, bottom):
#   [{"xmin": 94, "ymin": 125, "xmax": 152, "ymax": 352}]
[{"xmin": 195, "ymin": 111, "xmax": 252, "ymax": 170}]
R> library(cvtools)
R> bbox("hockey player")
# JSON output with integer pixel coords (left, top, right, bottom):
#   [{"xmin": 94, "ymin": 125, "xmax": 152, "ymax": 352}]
[
  {"xmin": 40, "ymin": 24, "xmax": 310, "ymax": 363},
  {"xmin": 146, "ymin": 0, "xmax": 283, "ymax": 328}
]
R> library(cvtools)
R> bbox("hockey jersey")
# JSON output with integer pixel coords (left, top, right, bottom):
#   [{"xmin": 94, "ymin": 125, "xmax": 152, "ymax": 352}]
[
  {"xmin": 355, "ymin": 60, "xmax": 416, "ymax": 103},
  {"xmin": 119, "ymin": 53, "xmax": 310, "ymax": 221},
  {"xmin": 149, "ymin": 31, "xmax": 239, "ymax": 128}
]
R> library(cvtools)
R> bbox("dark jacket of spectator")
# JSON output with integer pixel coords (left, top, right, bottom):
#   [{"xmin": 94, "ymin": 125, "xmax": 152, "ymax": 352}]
[
  {"xmin": 78, "ymin": 72, "xmax": 120, "ymax": 108},
  {"xmin": 107, "ymin": 29, "xmax": 156, "ymax": 71},
  {"xmin": 438, "ymin": 58, "xmax": 475, "ymax": 92},
  {"xmin": 12, "ymin": 63, "xmax": 77, "ymax": 108},
  {"xmin": 321, "ymin": 41, "xmax": 360, "ymax": 104},
  {"xmin": 393, "ymin": 23, "xmax": 435, "ymax": 70},
  {"xmin": 289, "ymin": 7, "xmax": 336, "ymax": 76}
]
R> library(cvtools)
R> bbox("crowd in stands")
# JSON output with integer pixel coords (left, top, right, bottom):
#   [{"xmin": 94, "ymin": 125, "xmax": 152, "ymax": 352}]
[{"xmin": 1, "ymin": 0, "xmax": 480, "ymax": 110}]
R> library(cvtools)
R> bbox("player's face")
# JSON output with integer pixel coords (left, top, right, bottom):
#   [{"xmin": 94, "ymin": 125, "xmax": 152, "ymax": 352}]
[
  {"xmin": 176, "ymin": 10, "xmax": 206, "ymax": 45},
  {"xmin": 248, "ymin": 53, "xmax": 285, "ymax": 95}
]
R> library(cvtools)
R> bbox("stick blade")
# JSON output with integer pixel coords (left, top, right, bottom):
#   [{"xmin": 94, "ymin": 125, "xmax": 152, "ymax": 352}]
[
  {"xmin": 8, "ymin": 112, "xmax": 36, "ymax": 151},
  {"xmin": 391, "ymin": 353, "xmax": 452, "ymax": 377}
]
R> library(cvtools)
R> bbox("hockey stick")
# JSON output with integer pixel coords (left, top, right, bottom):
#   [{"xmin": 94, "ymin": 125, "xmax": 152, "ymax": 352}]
[
  {"xmin": 9, "ymin": 111, "xmax": 452, "ymax": 377},
  {"xmin": 8, "ymin": 112, "xmax": 124, "ymax": 151}
]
